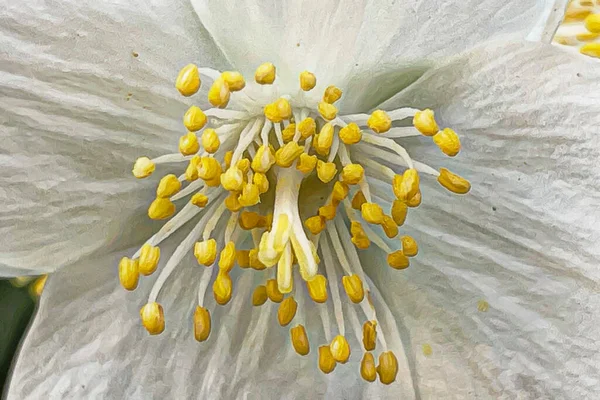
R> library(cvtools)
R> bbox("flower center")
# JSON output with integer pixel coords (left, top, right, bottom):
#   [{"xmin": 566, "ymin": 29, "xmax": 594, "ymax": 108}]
[
  {"xmin": 121, "ymin": 61, "xmax": 470, "ymax": 384},
  {"xmin": 554, "ymin": 0, "xmax": 600, "ymax": 58}
]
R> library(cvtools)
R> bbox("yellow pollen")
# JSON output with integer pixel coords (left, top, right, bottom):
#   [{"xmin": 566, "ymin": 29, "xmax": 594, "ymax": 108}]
[
  {"xmin": 266, "ymin": 278, "xmax": 284, "ymax": 303},
  {"xmin": 407, "ymin": 190, "xmax": 421, "ymax": 208},
  {"xmin": 175, "ymin": 64, "xmax": 200, "ymax": 97},
  {"xmin": 193, "ymin": 306, "xmax": 211, "ymax": 342},
  {"xmin": 191, "ymin": 192, "xmax": 209, "ymax": 207},
  {"xmin": 422, "ymin": 343, "xmax": 433, "ymax": 356},
  {"xmin": 218, "ymin": 241, "xmax": 236, "ymax": 272},
  {"xmin": 433, "ymin": 128, "xmax": 461, "ymax": 157},
  {"xmin": 391, "ymin": 200, "xmax": 408, "ymax": 226},
  {"xmin": 316, "ymin": 160, "xmax": 337, "ymax": 183},
  {"xmin": 275, "ymin": 141, "xmax": 304, "ymax": 167},
  {"xmin": 296, "ymin": 153, "xmax": 318, "ymax": 174},
  {"xmin": 315, "ymin": 123, "xmax": 335, "ymax": 155},
  {"xmin": 237, "ymin": 158, "xmax": 251, "ymax": 173},
  {"xmin": 342, "ymin": 274, "xmax": 365, "ymax": 303},
  {"xmin": 576, "ymin": 32, "xmax": 600, "ymax": 41},
  {"xmin": 194, "ymin": 238, "xmax": 217, "ymax": 266},
  {"xmin": 318, "ymin": 345, "xmax": 337, "ymax": 374},
  {"xmin": 318, "ymin": 101, "xmax": 338, "ymax": 120},
  {"xmin": 318, "ymin": 204, "xmax": 337, "ymax": 221},
  {"xmin": 30, "ymin": 275, "xmax": 48, "ymax": 298},
  {"xmin": 220, "ymin": 166, "xmax": 244, "ymax": 191},
  {"xmin": 213, "ymin": 271, "xmax": 233, "ymax": 305},
  {"xmin": 253, "ymin": 172, "xmax": 270, "ymax": 193},
  {"xmin": 351, "ymin": 190, "xmax": 367, "ymax": 210},
  {"xmin": 140, "ymin": 302, "xmax": 165, "ymax": 335},
  {"xmin": 249, "ymin": 248, "xmax": 267, "ymax": 270},
  {"xmin": 224, "ymin": 151, "xmax": 233, "ymax": 169},
  {"xmin": 290, "ymin": 325, "xmax": 310, "ymax": 355},
  {"xmin": 179, "ymin": 132, "xmax": 200, "ymax": 156},
  {"xmin": 156, "ymin": 174, "xmax": 181, "ymax": 198},
  {"xmin": 221, "ymin": 71, "xmax": 245, "ymax": 91},
  {"xmin": 585, "ymin": 13, "xmax": 600, "ymax": 33},
  {"xmin": 381, "ymin": 215, "xmax": 399, "ymax": 238},
  {"xmin": 224, "ymin": 192, "xmax": 243, "ymax": 211},
  {"xmin": 305, "ymin": 215, "xmax": 327, "ymax": 235},
  {"xmin": 239, "ymin": 211, "xmax": 260, "ymax": 230},
  {"xmin": 401, "ymin": 235, "xmax": 418, "ymax": 257},
  {"xmin": 565, "ymin": 8, "xmax": 592, "ymax": 22},
  {"xmin": 272, "ymin": 98, "xmax": 293, "ymax": 122},
  {"xmin": 252, "ymin": 285, "xmax": 269, "ymax": 306},
  {"xmin": 148, "ymin": 197, "xmax": 176, "ymax": 220},
  {"xmin": 377, "ymin": 351, "xmax": 399, "ymax": 385},
  {"xmin": 277, "ymin": 296, "xmax": 298, "ymax": 326},
  {"xmin": 580, "ymin": 43, "xmax": 600, "ymax": 58},
  {"xmin": 207, "ymin": 77, "xmax": 230, "ymax": 108},
  {"xmin": 339, "ymin": 122, "xmax": 362, "ymax": 145},
  {"xmin": 332, "ymin": 181, "xmax": 349, "ymax": 203},
  {"xmin": 387, "ymin": 250, "xmax": 410, "ymax": 270},
  {"xmin": 438, "ymin": 168, "xmax": 471, "ymax": 194},
  {"xmin": 197, "ymin": 157, "xmax": 222, "ymax": 181},
  {"xmin": 299, "ymin": 71, "xmax": 317, "ymax": 91},
  {"xmin": 367, "ymin": 110, "xmax": 391, "ymax": 134},
  {"xmin": 362, "ymin": 320, "xmax": 377, "ymax": 351},
  {"xmin": 183, "ymin": 106, "xmax": 207, "ymax": 132},
  {"xmin": 251, "ymin": 145, "xmax": 276, "ymax": 173},
  {"xmin": 297, "ymin": 117, "xmax": 317, "ymax": 139},
  {"xmin": 361, "ymin": 353, "xmax": 377, "ymax": 382},
  {"xmin": 255, "ymin": 62, "xmax": 276, "ymax": 84},
  {"xmin": 322, "ymin": 85, "xmax": 342, "ymax": 104},
  {"xmin": 351, "ymin": 225, "xmax": 371, "ymax": 250},
  {"xmin": 393, "ymin": 168, "xmax": 420, "ymax": 201},
  {"xmin": 340, "ymin": 163, "xmax": 364, "ymax": 185},
  {"xmin": 201, "ymin": 129, "xmax": 221, "ymax": 154},
  {"xmin": 282, "ymin": 123, "xmax": 296, "ymax": 142},
  {"xmin": 118, "ymin": 257, "xmax": 139, "ymax": 291},
  {"xmin": 139, "ymin": 244, "xmax": 160, "ymax": 276},
  {"xmin": 132, "ymin": 157, "xmax": 155, "ymax": 179},
  {"xmin": 413, "ymin": 109, "xmax": 439, "ymax": 136},
  {"xmin": 478, "ymin": 300, "xmax": 490, "ymax": 312},
  {"xmin": 361, "ymin": 202, "xmax": 384, "ymax": 224},
  {"xmin": 185, "ymin": 156, "xmax": 200, "ymax": 181},
  {"xmin": 330, "ymin": 335, "xmax": 351, "ymax": 364},
  {"xmin": 238, "ymin": 182, "xmax": 260, "ymax": 207},
  {"xmin": 236, "ymin": 249, "xmax": 250, "ymax": 269},
  {"xmin": 306, "ymin": 274, "xmax": 328, "ymax": 303}
]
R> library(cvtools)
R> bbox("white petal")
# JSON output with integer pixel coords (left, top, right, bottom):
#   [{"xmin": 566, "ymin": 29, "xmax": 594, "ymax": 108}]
[
  {"xmin": 367, "ymin": 41, "xmax": 600, "ymax": 398},
  {"xmin": 9, "ymin": 238, "xmax": 415, "ymax": 399},
  {"xmin": 0, "ymin": 0, "xmax": 229, "ymax": 276},
  {"xmin": 191, "ymin": 0, "xmax": 568, "ymax": 112}
]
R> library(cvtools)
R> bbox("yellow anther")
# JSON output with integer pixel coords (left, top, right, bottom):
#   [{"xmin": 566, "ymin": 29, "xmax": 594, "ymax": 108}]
[
  {"xmin": 201, "ymin": 129, "xmax": 220, "ymax": 154},
  {"xmin": 277, "ymin": 296, "xmax": 298, "ymax": 326},
  {"xmin": 477, "ymin": 300, "xmax": 490, "ymax": 312},
  {"xmin": 387, "ymin": 250, "xmax": 410, "ymax": 270},
  {"xmin": 257, "ymin": 213, "xmax": 273, "ymax": 230},
  {"xmin": 238, "ymin": 183, "xmax": 260, "ymax": 207},
  {"xmin": 175, "ymin": 64, "xmax": 200, "ymax": 97},
  {"xmin": 193, "ymin": 306, "xmax": 211, "ymax": 342},
  {"xmin": 332, "ymin": 181, "xmax": 349, "ymax": 203},
  {"xmin": 252, "ymin": 285, "xmax": 268, "ymax": 306},
  {"xmin": 290, "ymin": 325, "xmax": 310, "ymax": 355},
  {"xmin": 401, "ymin": 235, "xmax": 418, "ymax": 257},
  {"xmin": 139, "ymin": 244, "xmax": 160, "ymax": 276},
  {"xmin": 318, "ymin": 101, "xmax": 338, "ymax": 120},
  {"xmin": 249, "ymin": 248, "xmax": 266, "ymax": 270},
  {"xmin": 224, "ymin": 151, "xmax": 233, "ymax": 169},
  {"xmin": 251, "ymin": 145, "xmax": 276, "ymax": 173},
  {"xmin": 221, "ymin": 71, "xmax": 245, "ymax": 91},
  {"xmin": 183, "ymin": 105, "xmax": 207, "ymax": 131},
  {"xmin": 580, "ymin": 43, "xmax": 600, "ymax": 58},
  {"xmin": 407, "ymin": 189, "xmax": 421, "ymax": 208},
  {"xmin": 185, "ymin": 155, "xmax": 200, "ymax": 181},
  {"xmin": 318, "ymin": 204, "xmax": 337, "ymax": 221},
  {"xmin": 363, "ymin": 320, "xmax": 377, "ymax": 351},
  {"xmin": 318, "ymin": 345, "xmax": 337, "ymax": 374},
  {"xmin": 350, "ymin": 221, "xmax": 365, "ymax": 237},
  {"xmin": 218, "ymin": 241, "xmax": 236, "ymax": 272},
  {"xmin": 323, "ymin": 85, "xmax": 342, "ymax": 104},
  {"xmin": 30, "ymin": 275, "xmax": 48, "ymax": 298},
  {"xmin": 350, "ymin": 221, "xmax": 371, "ymax": 249},
  {"xmin": 132, "ymin": 157, "xmax": 155, "ymax": 179},
  {"xmin": 282, "ymin": 123, "xmax": 296, "ymax": 142},
  {"xmin": 275, "ymin": 141, "xmax": 304, "ymax": 167},
  {"xmin": 305, "ymin": 215, "xmax": 327, "ymax": 235},
  {"xmin": 391, "ymin": 200, "xmax": 408, "ymax": 226},
  {"xmin": 179, "ymin": 132, "xmax": 200, "ymax": 156},
  {"xmin": 194, "ymin": 238, "xmax": 217, "ymax": 266},
  {"xmin": 207, "ymin": 77, "xmax": 230, "ymax": 108},
  {"xmin": 437, "ymin": 168, "xmax": 471, "ymax": 194},
  {"xmin": 297, "ymin": 117, "xmax": 316, "ymax": 139},
  {"xmin": 413, "ymin": 109, "xmax": 439, "ymax": 136},
  {"xmin": 148, "ymin": 198, "xmax": 175, "ymax": 220},
  {"xmin": 576, "ymin": 32, "xmax": 600, "ymax": 42},
  {"xmin": 377, "ymin": 351, "xmax": 399, "ymax": 385},
  {"xmin": 224, "ymin": 191, "xmax": 243, "ymax": 212},
  {"xmin": 140, "ymin": 302, "xmax": 165, "ymax": 335},
  {"xmin": 220, "ymin": 166, "xmax": 244, "ymax": 191},
  {"xmin": 266, "ymin": 278, "xmax": 284, "ymax": 303},
  {"xmin": 296, "ymin": 153, "xmax": 318, "ymax": 174},
  {"xmin": 253, "ymin": 172, "xmax": 270, "ymax": 194},
  {"xmin": 341, "ymin": 163, "xmax": 364, "ymax": 185},
  {"xmin": 197, "ymin": 157, "xmax": 222, "ymax": 181},
  {"xmin": 393, "ymin": 168, "xmax": 420, "ymax": 201},
  {"xmin": 156, "ymin": 174, "xmax": 181, "ymax": 198},
  {"xmin": 255, "ymin": 62, "xmax": 276, "ymax": 84},
  {"xmin": 315, "ymin": 123, "xmax": 334, "ymax": 155},
  {"xmin": 367, "ymin": 110, "xmax": 391, "ymax": 134},
  {"xmin": 339, "ymin": 122, "xmax": 362, "ymax": 145},
  {"xmin": 213, "ymin": 271, "xmax": 233, "ymax": 305},
  {"xmin": 342, "ymin": 274, "xmax": 365, "ymax": 303},
  {"xmin": 299, "ymin": 71, "xmax": 317, "ymax": 91},
  {"xmin": 361, "ymin": 202, "xmax": 384, "ymax": 224},
  {"xmin": 191, "ymin": 192, "xmax": 209, "ymax": 207},
  {"xmin": 306, "ymin": 274, "xmax": 328, "ymax": 303},
  {"xmin": 361, "ymin": 352, "xmax": 377, "ymax": 382},
  {"xmin": 236, "ymin": 249, "xmax": 250, "ymax": 269},
  {"xmin": 351, "ymin": 190, "xmax": 367, "ymax": 210},
  {"xmin": 264, "ymin": 98, "xmax": 292, "ymax": 122},
  {"xmin": 433, "ymin": 128, "xmax": 461, "ymax": 157},
  {"xmin": 316, "ymin": 160, "xmax": 337, "ymax": 183},
  {"xmin": 381, "ymin": 215, "xmax": 399, "ymax": 238},
  {"xmin": 422, "ymin": 343, "xmax": 433, "ymax": 356},
  {"xmin": 118, "ymin": 257, "xmax": 139, "ymax": 291},
  {"xmin": 330, "ymin": 335, "xmax": 351, "ymax": 364},
  {"xmin": 585, "ymin": 13, "xmax": 600, "ymax": 33},
  {"xmin": 237, "ymin": 158, "xmax": 251, "ymax": 174},
  {"xmin": 239, "ymin": 211, "xmax": 260, "ymax": 230}
]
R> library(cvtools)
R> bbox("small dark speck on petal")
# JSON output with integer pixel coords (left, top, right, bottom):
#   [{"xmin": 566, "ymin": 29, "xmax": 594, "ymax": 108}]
[
  {"xmin": 132, "ymin": 51, "xmax": 139, "ymax": 58},
  {"xmin": 577, "ymin": 72, "xmax": 582, "ymax": 78},
  {"xmin": 296, "ymin": 43, "xmax": 300, "ymax": 47},
  {"xmin": 492, "ymin": 206, "xmax": 497, "ymax": 211}
]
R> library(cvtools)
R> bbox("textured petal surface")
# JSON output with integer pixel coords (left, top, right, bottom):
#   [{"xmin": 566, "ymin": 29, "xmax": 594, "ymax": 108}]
[
  {"xmin": 192, "ymin": 0, "xmax": 567, "ymax": 111},
  {"xmin": 0, "ymin": 0, "xmax": 229, "ymax": 275},
  {"xmin": 366, "ymin": 40, "xmax": 600, "ymax": 399}
]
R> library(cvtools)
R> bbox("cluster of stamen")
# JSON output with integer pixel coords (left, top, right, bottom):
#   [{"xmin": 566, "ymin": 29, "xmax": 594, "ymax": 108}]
[
  {"xmin": 554, "ymin": 0, "xmax": 600, "ymax": 58},
  {"xmin": 122, "ymin": 60, "xmax": 470, "ymax": 384}
]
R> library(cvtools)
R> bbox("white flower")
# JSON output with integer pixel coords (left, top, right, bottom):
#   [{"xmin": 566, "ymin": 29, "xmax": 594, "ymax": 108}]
[{"xmin": 4, "ymin": 0, "xmax": 600, "ymax": 399}]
